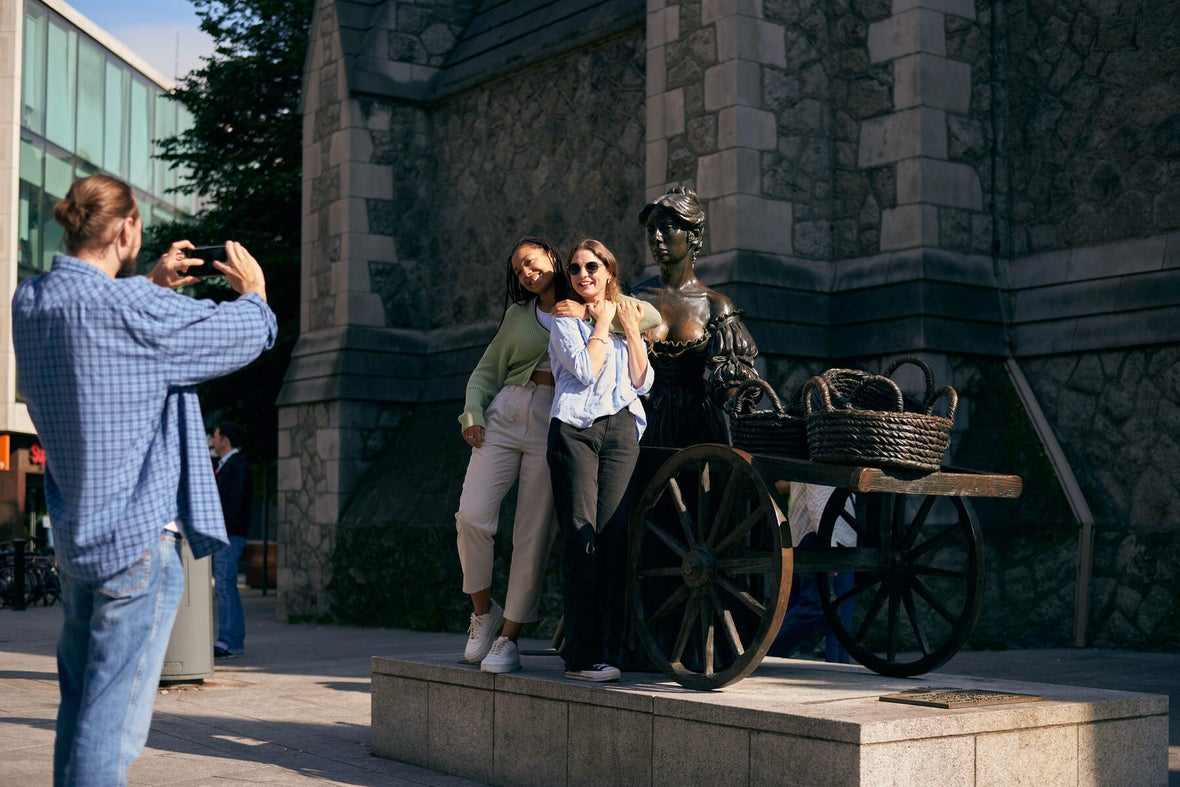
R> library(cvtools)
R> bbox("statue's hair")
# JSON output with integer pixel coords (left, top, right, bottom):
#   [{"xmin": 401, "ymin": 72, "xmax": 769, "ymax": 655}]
[{"xmin": 638, "ymin": 185, "xmax": 705, "ymax": 258}]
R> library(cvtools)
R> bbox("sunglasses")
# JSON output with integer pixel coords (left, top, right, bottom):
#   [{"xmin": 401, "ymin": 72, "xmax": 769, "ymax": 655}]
[{"xmin": 566, "ymin": 261, "xmax": 602, "ymax": 276}]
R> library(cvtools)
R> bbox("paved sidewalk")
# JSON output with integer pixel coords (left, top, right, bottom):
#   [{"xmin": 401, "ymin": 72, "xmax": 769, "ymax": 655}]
[{"xmin": 2, "ymin": 587, "xmax": 1176, "ymax": 785}]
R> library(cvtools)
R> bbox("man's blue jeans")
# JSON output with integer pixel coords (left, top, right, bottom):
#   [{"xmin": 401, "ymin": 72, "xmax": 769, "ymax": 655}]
[
  {"xmin": 212, "ymin": 535, "xmax": 247, "ymax": 653},
  {"xmin": 55, "ymin": 530, "xmax": 185, "ymax": 786}
]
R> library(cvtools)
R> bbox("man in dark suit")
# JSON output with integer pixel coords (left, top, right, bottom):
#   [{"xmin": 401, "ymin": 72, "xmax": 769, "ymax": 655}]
[{"xmin": 211, "ymin": 422, "xmax": 252, "ymax": 658}]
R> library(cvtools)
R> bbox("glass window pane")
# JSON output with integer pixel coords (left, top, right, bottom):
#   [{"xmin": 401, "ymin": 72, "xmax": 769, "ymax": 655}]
[
  {"xmin": 154, "ymin": 95, "xmax": 176, "ymax": 197},
  {"xmin": 19, "ymin": 138, "xmax": 44, "ymax": 188},
  {"xmin": 43, "ymin": 150, "xmax": 73, "ymax": 199},
  {"xmin": 76, "ymin": 38, "xmax": 104, "ymax": 165},
  {"xmin": 45, "ymin": 20, "xmax": 77, "ymax": 152},
  {"xmin": 22, "ymin": 4, "xmax": 45, "ymax": 134},
  {"xmin": 174, "ymin": 107, "xmax": 196, "ymax": 215},
  {"xmin": 19, "ymin": 179, "xmax": 43, "ymax": 280},
  {"xmin": 128, "ymin": 77, "xmax": 150, "ymax": 190},
  {"xmin": 103, "ymin": 61, "xmax": 126, "ymax": 177}
]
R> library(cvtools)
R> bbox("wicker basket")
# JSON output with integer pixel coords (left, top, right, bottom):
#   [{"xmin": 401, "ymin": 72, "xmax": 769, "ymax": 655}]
[
  {"xmin": 803, "ymin": 364, "xmax": 958, "ymax": 472},
  {"xmin": 726, "ymin": 378, "xmax": 808, "ymax": 458}
]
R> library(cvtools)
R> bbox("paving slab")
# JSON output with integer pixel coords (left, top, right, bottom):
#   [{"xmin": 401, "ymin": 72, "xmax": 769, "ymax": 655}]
[{"xmin": 2, "ymin": 587, "xmax": 1177, "ymax": 785}]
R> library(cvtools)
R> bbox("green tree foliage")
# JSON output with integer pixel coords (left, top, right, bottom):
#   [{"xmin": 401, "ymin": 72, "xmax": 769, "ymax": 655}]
[{"xmin": 145, "ymin": 0, "xmax": 314, "ymax": 462}]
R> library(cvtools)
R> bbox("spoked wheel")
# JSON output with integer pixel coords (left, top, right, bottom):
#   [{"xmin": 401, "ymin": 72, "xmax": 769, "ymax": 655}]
[
  {"xmin": 817, "ymin": 490, "xmax": 984, "ymax": 677},
  {"xmin": 629, "ymin": 444, "xmax": 791, "ymax": 689}
]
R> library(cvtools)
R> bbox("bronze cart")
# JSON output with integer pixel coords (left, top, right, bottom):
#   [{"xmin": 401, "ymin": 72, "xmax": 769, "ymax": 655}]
[{"xmin": 627, "ymin": 444, "xmax": 1023, "ymax": 689}]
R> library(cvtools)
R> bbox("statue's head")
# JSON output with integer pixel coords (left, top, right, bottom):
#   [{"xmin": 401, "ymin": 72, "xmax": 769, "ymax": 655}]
[{"xmin": 639, "ymin": 186, "xmax": 705, "ymax": 263}]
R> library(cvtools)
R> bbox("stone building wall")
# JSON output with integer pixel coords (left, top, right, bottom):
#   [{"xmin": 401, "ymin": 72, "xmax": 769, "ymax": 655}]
[{"xmin": 283, "ymin": 0, "xmax": 1180, "ymax": 650}]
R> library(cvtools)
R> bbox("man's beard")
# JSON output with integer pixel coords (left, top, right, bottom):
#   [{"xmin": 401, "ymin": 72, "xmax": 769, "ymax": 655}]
[{"xmin": 115, "ymin": 253, "xmax": 137, "ymax": 278}]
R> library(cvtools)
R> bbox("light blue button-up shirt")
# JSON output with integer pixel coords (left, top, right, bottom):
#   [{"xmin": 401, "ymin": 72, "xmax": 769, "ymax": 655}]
[
  {"xmin": 12, "ymin": 256, "xmax": 276, "ymax": 581},
  {"xmin": 548, "ymin": 313, "xmax": 654, "ymax": 439}
]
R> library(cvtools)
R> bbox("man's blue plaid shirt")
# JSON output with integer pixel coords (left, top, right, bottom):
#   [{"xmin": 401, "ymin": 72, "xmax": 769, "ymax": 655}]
[{"xmin": 12, "ymin": 255, "xmax": 277, "ymax": 581}]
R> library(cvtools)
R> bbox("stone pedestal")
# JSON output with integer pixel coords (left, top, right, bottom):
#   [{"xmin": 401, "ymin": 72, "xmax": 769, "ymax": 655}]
[{"xmin": 372, "ymin": 651, "xmax": 1166, "ymax": 786}]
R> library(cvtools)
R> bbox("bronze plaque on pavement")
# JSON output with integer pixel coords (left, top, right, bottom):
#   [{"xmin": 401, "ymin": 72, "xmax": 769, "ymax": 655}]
[{"xmin": 880, "ymin": 687, "xmax": 1045, "ymax": 709}]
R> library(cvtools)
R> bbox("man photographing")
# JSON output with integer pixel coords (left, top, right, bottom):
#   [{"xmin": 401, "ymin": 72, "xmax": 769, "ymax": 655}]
[{"xmin": 12, "ymin": 173, "xmax": 276, "ymax": 785}]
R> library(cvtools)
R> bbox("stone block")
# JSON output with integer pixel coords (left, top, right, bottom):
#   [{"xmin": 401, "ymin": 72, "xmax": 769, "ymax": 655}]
[
  {"xmin": 1003, "ymin": 249, "xmax": 1070, "ymax": 289},
  {"xmin": 493, "ymin": 692, "xmax": 567, "ymax": 786},
  {"xmin": 568, "ymin": 704, "xmax": 652, "ymax": 785},
  {"xmin": 653, "ymin": 716, "xmax": 749, "ymax": 785},
  {"xmin": 646, "ymin": 139, "xmax": 669, "ymax": 189},
  {"xmin": 338, "ymin": 291, "xmax": 386, "ymax": 327},
  {"xmin": 348, "ymin": 162, "xmax": 393, "ymax": 200},
  {"xmin": 891, "ymin": 0, "xmax": 976, "ymax": 20},
  {"xmin": 893, "ymin": 53, "xmax": 972, "ymax": 113},
  {"xmin": 702, "ymin": 0, "xmax": 765, "ymax": 24},
  {"xmin": 750, "ymin": 730, "xmax": 858, "ymax": 785},
  {"xmin": 696, "ymin": 148, "xmax": 762, "ymax": 198},
  {"xmin": 277, "ymin": 457, "xmax": 302, "ymax": 493},
  {"xmin": 646, "ymin": 88, "xmax": 685, "ymax": 141},
  {"xmin": 1069, "ymin": 235, "xmax": 1168, "ymax": 281},
  {"xmin": 859, "ymin": 108, "xmax": 947, "ymax": 166},
  {"xmin": 896, "ymin": 157, "xmax": 983, "ymax": 210},
  {"xmin": 708, "ymin": 193, "xmax": 792, "ymax": 255},
  {"xmin": 718, "ymin": 106, "xmax": 777, "ymax": 150},
  {"xmin": 1078, "ymin": 715, "xmax": 1169, "ymax": 785},
  {"xmin": 716, "ymin": 16, "xmax": 785, "ymax": 67},
  {"xmin": 427, "ymin": 682, "xmax": 495, "ymax": 783},
  {"xmin": 867, "ymin": 9, "xmax": 946, "ymax": 64},
  {"xmin": 370, "ymin": 674, "xmax": 428, "ymax": 764},
  {"xmin": 861, "ymin": 734, "xmax": 975, "ymax": 785},
  {"xmin": 882, "ymin": 202, "xmax": 943, "ymax": 248},
  {"xmin": 704, "ymin": 59, "xmax": 764, "ymax": 110},
  {"xmin": 647, "ymin": 44, "xmax": 666, "ymax": 97},
  {"xmin": 646, "ymin": 5, "xmax": 679, "ymax": 50},
  {"xmin": 880, "ymin": 204, "xmax": 939, "ymax": 250},
  {"xmin": 976, "ymin": 724, "xmax": 1078, "ymax": 786}
]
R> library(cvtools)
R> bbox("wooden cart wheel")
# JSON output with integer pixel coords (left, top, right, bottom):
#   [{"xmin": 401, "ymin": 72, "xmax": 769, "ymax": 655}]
[
  {"xmin": 629, "ymin": 444, "xmax": 792, "ymax": 689},
  {"xmin": 817, "ymin": 490, "xmax": 984, "ymax": 677}
]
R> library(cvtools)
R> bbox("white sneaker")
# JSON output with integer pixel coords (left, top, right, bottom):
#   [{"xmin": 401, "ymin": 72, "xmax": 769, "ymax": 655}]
[
  {"xmin": 464, "ymin": 600, "xmax": 503, "ymax": 663},
  {"xmin": 564, "ymin": 663, "xmax": 621, "ymax": 682},
  {"xmin": 480, "ymin": 637, "xmax": 521, "ymax": 674}
]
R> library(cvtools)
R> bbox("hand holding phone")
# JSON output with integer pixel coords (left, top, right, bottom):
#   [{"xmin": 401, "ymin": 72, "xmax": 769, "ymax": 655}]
[{"xmin": 183, "ymin": 246, "xmax": 228, "ymax": 277}]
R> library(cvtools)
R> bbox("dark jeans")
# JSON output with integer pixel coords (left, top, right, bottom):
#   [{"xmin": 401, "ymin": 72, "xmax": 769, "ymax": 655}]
[
  {"xmin": 768, "ymin": 534, "xmax": 855, "ymax": 663},
  {"xmin": 547, "ymin": 411, "xmax": 640, "ymax": 671}
]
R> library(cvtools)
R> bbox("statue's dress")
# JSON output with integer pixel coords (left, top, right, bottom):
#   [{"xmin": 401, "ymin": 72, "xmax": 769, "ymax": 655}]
[{"xmin": 642, "ymin": 311, "xmax": 759, "ymax": 448}]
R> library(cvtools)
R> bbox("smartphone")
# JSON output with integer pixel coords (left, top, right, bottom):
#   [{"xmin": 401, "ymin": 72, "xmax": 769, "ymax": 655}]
[{"xmin": 183, "ymin": 246, "xmax": 227, "ymax": 277}]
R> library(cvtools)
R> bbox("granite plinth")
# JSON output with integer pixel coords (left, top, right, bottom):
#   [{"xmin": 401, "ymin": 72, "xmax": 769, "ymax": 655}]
[{"xmin": 372, "ymin": 650, "xmax": 1167, "ymax": 786}]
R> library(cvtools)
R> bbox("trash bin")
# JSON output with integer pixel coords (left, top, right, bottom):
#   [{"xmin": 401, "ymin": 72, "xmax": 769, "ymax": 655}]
[{"xmin": 160, "ymin": 536, "xmax": 214, "ymax": 681}]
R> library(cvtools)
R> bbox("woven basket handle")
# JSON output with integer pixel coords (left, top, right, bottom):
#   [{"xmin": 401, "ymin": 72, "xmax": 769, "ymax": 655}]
[
  {"xmin": 848, "ymin": 373, "xmax": 905, "ymax": 413},
  {"xmin": 926, "ymin": 384, "xmax": 959, "ymax": 422},
  {"xmin": 801, "ymin": 375, "xmax": 833, "ymax": 416},
  {"xmin": 727, "ymin": 378, "xmax": 784, "ymax": 415},
  {"xmin": 882, "ymin": 356, "xmax": 935, "ymax": 403}
]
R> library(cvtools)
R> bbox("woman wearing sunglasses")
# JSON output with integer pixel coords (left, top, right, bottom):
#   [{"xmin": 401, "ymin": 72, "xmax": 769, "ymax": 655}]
[
  {"xmin": 456, "ymin": 237, "xmax": 658, "ymax": 675},
  {"xmin": 547, "ymin": 239, "xmax": 655, "ymax": 682}
]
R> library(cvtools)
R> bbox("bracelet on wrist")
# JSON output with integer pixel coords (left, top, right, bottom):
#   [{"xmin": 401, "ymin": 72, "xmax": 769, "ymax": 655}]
[{"xmin": 588, "ymin": 336, "xmax": 610, "ymax": 347}]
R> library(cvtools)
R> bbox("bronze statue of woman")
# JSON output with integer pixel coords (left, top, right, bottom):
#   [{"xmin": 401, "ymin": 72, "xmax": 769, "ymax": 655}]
[{"xmin": 632, "ymin": 186, "xmax": 760, "ymax": 447}]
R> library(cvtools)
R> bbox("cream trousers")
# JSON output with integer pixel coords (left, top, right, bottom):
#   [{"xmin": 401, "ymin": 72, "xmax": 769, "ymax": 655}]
[{"xmin": 455, "ymin": 384, "xmax": 557, "ymax": 623}]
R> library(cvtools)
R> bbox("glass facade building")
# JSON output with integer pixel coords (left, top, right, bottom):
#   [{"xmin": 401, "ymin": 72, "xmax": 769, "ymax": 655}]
[
  {"xmin": 17, "ymin": 0, "xmax": 196, "ymax": 281},
  {"xmin": 0, "ymin": 0, "xmax": 198, "ymax": 531}
]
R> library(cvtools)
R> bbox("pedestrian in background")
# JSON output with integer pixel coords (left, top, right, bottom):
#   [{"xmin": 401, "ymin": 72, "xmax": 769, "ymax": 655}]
[
  {"xmin": 12, "ymin": 173, "xmax": 276, "ymax": 785},
  {"xmin": 212, "ymin": 422, "xmax": 253, "ymax": 659}
]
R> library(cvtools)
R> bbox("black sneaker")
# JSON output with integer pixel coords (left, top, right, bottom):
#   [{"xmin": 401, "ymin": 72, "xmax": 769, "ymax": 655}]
[
  {"xmin": 214, "ymin": 646, "xmax": 238, "ymax": 659},
  {"xmin": 565, "ymin": 663, "xmax": 620, "ymax": 682}
]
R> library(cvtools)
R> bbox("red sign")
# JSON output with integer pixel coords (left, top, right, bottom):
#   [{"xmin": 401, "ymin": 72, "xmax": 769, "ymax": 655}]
[{"xmin": 30, "ymin": 443, "xmax": 45, "ymax": 465}]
